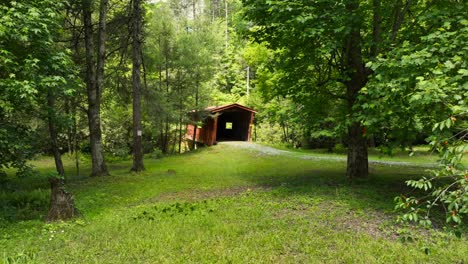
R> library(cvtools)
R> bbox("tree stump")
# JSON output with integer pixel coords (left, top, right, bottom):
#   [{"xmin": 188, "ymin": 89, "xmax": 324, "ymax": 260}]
[{"xmin": 47, "ymin": 177, "xmax": 79, "ymax": 222}]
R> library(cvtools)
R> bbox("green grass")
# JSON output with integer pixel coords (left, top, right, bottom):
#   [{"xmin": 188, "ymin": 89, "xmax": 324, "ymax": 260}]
[{"xmin": 1, "ymin": 144, "xmax": 467, "ymax": 263}]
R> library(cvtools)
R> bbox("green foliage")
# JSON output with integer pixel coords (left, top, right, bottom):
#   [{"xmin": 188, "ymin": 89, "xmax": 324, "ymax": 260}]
[
  {"xmin": 333, "ymin": 143, "xmax": 346, "ymax": 154},
  {"xmin": 348, "ymin": 2, "xmax": 468, "ymax": 227},
  {"xmin": 102, "ymin": 101, "xmax": 132, "ymax": 157},
  {"xmin": 0, "ymin": 0, "xmax": 77, "ymax": 176},
  {"xmin": 0, "ymin": 188, "xmax": 49, "ymax": 222},
  {"xmin": 148, "ymin": 148, "xmax": 164, "ymax": 159},
  {"xmin": 395, "ymin": 114, "xmax": 468, "ymax": 228},
  {"xmin": 363, "ymin": 6, "xmax": 467, "ymax": 149},
  {"xmin": 141, "ymin": 0, "xmax": 223, "ymax": 153}
]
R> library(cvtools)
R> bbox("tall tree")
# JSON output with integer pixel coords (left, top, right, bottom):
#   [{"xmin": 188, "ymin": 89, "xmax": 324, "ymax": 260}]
[
  {"xmin": 0, "ymin": 0, "xmax": 76, "ymax": 178},
  {"xmin": 241, "ymin": 0, "xmax": 435, "ymax": 178},
  {"xmin": 131, "ymin": 0, "xmax": 145, "ymax": 171},
  {"xmin": 82, "ymin": 0, "xmax": 109, "ymax": 176},
  {"xmin": 46, "ymin": 90, "xmax": 65, "ymax": 176}
]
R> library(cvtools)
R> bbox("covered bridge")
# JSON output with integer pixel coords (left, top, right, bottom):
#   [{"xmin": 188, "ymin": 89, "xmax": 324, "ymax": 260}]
[{"xmin": 186, "ymin": 103, "xmax": 256, "ymax": 146}]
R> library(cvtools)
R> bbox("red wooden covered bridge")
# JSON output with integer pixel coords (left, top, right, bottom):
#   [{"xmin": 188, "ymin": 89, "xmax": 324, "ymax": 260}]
[{"xmin": 186, "ymin": 103, "xmax": 257, "ymax": 146}]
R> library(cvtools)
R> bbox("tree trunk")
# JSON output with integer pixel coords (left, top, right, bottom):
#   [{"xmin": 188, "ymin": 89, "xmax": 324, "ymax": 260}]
[
  {"xmin": 82, "ymin": 0, "xmax": 109, "ymax": 177},
  {"xmin": 163, "ymin": 48, "xmax": 170, "ymax": 154},
  {"xmin": 73, "ymin": 103, "xmax": 80, "ymax": 177},
  {"xmin": 178, "ymin": 112, "xmax": 182, "ymax": 154},
  {"xmin": 371, "ymin": 0, "xmax": 382, "ymax": 57},
  {"xmin": 47, "ymin": 90, "xmax": 65, "ymax": 176},
  {"xmin": 192, "ymin": 123, "xmax": 198, "ymax": 150},
  {"xmin": 192, "ymin": 77, "xmax": 199, "ymax": 150},
  {"xmin": 131, "ymin": 0, "xmax": 144, "ymax": 172},
  {"xmin": 346, "ymin": 122, "xmax": 369, "ymax": 178},
  {"xmin": 65, "ymin": 98, "xmax": 72, "ymax": 155},
  {"xmin": 224, "ymin": 0, "xmax": 228, "ymax": 50},
  {"xmin": 96, "ymin": 0, "xmax": 108, "ymax": 113},
  {"xmin": 344, "ymin": 1, "xmax": 369, "ymax": 178},
  {"xmin": 47, "ymin": 177, "xmax": 79, "ymax": 222}
]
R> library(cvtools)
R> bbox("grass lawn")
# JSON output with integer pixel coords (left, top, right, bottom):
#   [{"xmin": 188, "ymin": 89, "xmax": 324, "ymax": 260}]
[{"xmin": 1, "ymin": 143, "xmax": 467, "ymax": 263}]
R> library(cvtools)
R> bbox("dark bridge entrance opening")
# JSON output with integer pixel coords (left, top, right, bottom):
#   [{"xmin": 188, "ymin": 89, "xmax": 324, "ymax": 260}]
[
  {"xmin": 186, "ymin": 103, "xmax": 256, "ymax": 146},
  {"xmin": 216, "ymin": 109, "xmax": 252, "ymax": 141}
]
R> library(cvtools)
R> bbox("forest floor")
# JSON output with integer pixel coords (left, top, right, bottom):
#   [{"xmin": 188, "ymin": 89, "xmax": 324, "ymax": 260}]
[{"xmin": 1, "ymin": 143, "xmax": 467, "ymax": 263}]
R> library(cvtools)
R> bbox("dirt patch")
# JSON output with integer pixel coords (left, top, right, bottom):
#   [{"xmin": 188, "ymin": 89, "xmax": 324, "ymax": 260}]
[
  {"xmin": 272, "ymin": 201, "xmax": 398, "ymax": 240},
  {"xmin": 144, "ymin": 186, "xmax": 272, "ymax": 204},
  {"xmin": 337, "ymin": 210, "xmax": 398, "ymax": 240}
]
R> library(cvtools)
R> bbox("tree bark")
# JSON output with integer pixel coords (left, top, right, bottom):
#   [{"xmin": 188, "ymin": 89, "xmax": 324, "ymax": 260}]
[
  {"xmin": 163, "ymin": 48, "xmax": 170, "ymax": 153},
  {"xmin": 391, "ymin": 0, "xmax": 411, "ymax": 43},
  {"xmin": 46, "ymin": 90, "xmax": 65, "ymax": 176},
  {"xmin": 346, "ymin": 122, "xmax": 369, "ymax": 178},
  {"xmin": 47, "ymin": 177, "xmax": 79, "ymax": 222},
  {"xmin": 131, "ymin": 0, "xmax": 145, "ymax": 172},
  {"xmin": 178, "ymin": 112, "xmax": 183, "ymax": 154},
  {"xmin": 192, "ymin": 75, "xmax": 199, "ymax": 150},
  {"xmin": 224, "ymin": 0, "xmax": 228, "ymax": 50},
  {"xmin": 96, "ymin": 0, "xmax": 108, "ymax": 109},
  {"xmin": 344, "ymin": 1, "xmax": 369, "ymax": 178},
  {"xmin": 82, "ymin": 0, "xmax": 109, "ymax": 177}
]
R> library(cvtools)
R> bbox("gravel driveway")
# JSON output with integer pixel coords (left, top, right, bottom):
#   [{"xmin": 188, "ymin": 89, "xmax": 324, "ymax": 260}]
[{"xmin": 219, "ymin": 141, "xmax": 437, "ymax": 168}]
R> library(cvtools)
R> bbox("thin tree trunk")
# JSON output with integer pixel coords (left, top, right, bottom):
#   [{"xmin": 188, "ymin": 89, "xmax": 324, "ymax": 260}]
[
  {"xmin": 131, "ymin": 0, "xmax": 144, "ymax": 172},
  {"xmin": 344, "ymin": 1, "xmax": 369, "ymax": 178},
  {"xmin": 281, "ymin": 121, "xmax": 287, "ymax": 142},
  {"xmin": 391, "ymin": 0, "xmax": 411, "ymax": 43},
  {"xmin": 192, "ymin": 75, "xmax": 199, "ymax": 150},
  {"xmin": 225, "ymin": 0, "xmax": 228, "ymax": 50},
  {"xmin": 163, "ymin": 49, "xmax": 170, "ymax": 153},
  {"xmin": 65, "ymin": 99, "xmax": 72, "ymax": 155},
  {"xmin": 73, "ymin": 103, "xmax": 80, "ymax": 177},
  {"xmin": 371, "ymin": 0, "xmax": 382, "ymax": 57},
  {"xmin": 164, "ymin": 118, "xmax": 170, "ymax": 153},
  {"xmin": 47, "ymin": 90, "xmax": 65, "ymax": 176},
  {"xmin": 171, "ymin": 127, "xmax": 178, "ymax": 154},
  {"xmin": 82, "ymin": 0, "xmax": 109, "ymax": 177},
  {"xmin": 178, "ymin": 112, "xmax": 182, "ymax": 154},
  {"xmin": 157, "ymin": 40, "xmax": 164, "ymax": 151}
]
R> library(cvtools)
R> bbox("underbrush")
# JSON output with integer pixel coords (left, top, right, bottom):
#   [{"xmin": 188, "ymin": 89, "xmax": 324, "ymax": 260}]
[{"xmin": 0, "ymin": 189, "xmax": 49, "ymax": 223}]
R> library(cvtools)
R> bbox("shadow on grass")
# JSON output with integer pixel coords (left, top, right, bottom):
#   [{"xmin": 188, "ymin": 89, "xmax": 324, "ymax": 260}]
[
  {"xmin": 240, "ymin": 167, "xmax": 419, "ymax": 211},
  {"xmin": 0, "ymin": 146, "xmax": 434, "ymax": 227}
]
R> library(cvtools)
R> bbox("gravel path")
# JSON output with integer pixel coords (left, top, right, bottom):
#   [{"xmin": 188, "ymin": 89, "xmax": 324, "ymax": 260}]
[{"xmin": 219, "ymin": 141, "xmax": 437, "ymax": 168}]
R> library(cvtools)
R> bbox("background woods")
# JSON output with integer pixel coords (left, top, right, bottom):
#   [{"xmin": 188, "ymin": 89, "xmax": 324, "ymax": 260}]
[{"xmin": 0, "ymin": 0, "xmax": 467, "ymax": 230}]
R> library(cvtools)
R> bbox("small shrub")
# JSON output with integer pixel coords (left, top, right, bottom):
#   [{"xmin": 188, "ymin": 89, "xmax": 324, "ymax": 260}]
[
  {"xmin": 149, "ymin": 148, "xmax": 164, "ymax": 159},
  {"xmin": 333, "ymin": 143, "xmax": 346, "ymax": 153},
  {"xmin": 0, "ymin": 171, "xmax": 7, "ymax": 185},
  {"xmin": 0, "ymin": 189, "xmax": 50, "ymax": 220},
  {"xmin": 16, "ymin": 165, "xmax": 34, "ymax": 178}
]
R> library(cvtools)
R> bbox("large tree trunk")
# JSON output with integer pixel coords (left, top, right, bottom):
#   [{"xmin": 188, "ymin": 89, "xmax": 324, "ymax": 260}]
[
  {"xmin": 47, "ymin": 177, "xmax": 78, "ymax": 222},
  {"xmin": 82, "ymin": 0, "xmax": 109, "ymax": 177},
  {"xmin": 46, "ymin": 90, "xmax": 65, "ymax": 176},
  {"xmin": 344, "ymin": 1, "xmax": 369, "ymax": 178},
  {"xmin": 131, "ymin": 0, "xmax": 145, "ymax": 172},
  {"xmin": 346, "ymin": 122, "xmax": 369, "ymax": 178}
]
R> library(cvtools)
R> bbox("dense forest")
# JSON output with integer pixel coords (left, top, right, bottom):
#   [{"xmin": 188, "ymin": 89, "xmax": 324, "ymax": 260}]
[{"xmin": 1, "ymin": 0, "xmax": 467, "ymax": 236}]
